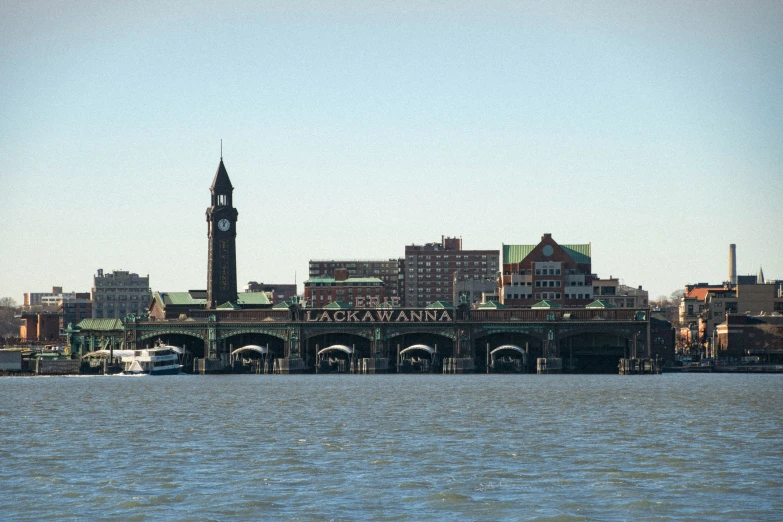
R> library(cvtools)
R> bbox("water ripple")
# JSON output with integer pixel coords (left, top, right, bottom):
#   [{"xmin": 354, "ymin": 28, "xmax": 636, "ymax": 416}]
[{"xmin": 1, "ymin": 374, "xmax": 781, "ymax": 520}]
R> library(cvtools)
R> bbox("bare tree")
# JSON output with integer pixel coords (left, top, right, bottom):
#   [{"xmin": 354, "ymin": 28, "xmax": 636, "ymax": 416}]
[{"xmin": 0, "ymin": 297, "xmax": 21, "ymax": 338}]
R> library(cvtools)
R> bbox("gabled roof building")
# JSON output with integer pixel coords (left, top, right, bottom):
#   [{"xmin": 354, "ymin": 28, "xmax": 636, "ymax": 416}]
[{"xmin": 500, "ymin": 233, "xmax": 593, "ymax": 307}]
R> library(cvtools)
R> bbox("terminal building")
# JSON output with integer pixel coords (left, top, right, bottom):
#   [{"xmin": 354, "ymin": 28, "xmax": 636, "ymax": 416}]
[{"xmin": 67, "ymin": 157, "xmax": 656, "ymax": 374}]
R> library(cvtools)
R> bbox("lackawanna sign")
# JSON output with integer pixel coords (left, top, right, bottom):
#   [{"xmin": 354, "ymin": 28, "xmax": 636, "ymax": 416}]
[{"xmin": 306, "ymin": 309, "xmax": 453, "ymax": 323}]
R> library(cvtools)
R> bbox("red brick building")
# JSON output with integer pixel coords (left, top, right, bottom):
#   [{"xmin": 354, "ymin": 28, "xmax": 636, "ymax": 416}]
[
  {"xmin": 308, "ymin": 259, "xmax": 403, "ymax": 301},
  {"xmin": 404, "ymin": 236, "xmax": 499, "ymax": 307},
  {"xmin": 716, "ymin": 314, "xmax": 783, "ymax": 361},
  {"xmin": 19, "ymin": 312, "xmax": 61, "ymax": 341},
  {"xmin": 59, "ymin": 293, "xmax": 92, "ymax": 329},
  {"xmin": 304, "ymin": 269, "xmax": 385, "ymax": 308},
  {"xmin": 500, "ymin": 233, "xmax": 593, "ymax": 307},
  {"xmin": 245, "ymin": 282, "xmax": 297, "ymax": 304}
]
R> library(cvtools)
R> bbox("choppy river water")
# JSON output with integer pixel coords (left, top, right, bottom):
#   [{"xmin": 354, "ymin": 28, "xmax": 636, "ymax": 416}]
[{"xmin": 1, "ymin": 374, "xmax": 781, "ymax": 521}]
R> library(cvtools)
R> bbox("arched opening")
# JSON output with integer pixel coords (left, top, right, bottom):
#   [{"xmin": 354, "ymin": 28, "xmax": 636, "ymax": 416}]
[
  {"xmin": 387, "ymin": 332, "xmax": 454, "ymax": 373},
  {"xmin": 305, "ymin": 332, "xmax": 371, "ymax": 373},
  {"xmin": 489, "ymin": 345, "xmax": 527, "ymax": 373},
  {"xmin": 558, "ymin": 331, "xmax": 635, "ymax": 373},
  {"xmin": 222, "ymin": 332, "xmax": 285, "ymax": 373},
  {"xmin": 474, "ymin": 332, "xmax": 542, "ymax": 373},
  {"xmin": 230, "ymin": 345, "xmax": 271, "ymax": 374},
  {"xmin": 315, "ymin": 344, "xmax": 356, "ymax": 374},
  {"xmin": 398, "ymin": 344, "xmax": 436, "ymax": 373}
]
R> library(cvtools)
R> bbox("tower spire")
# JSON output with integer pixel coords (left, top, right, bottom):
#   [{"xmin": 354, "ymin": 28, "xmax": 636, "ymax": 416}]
[{"xmin": 220, "ymin": 139, "xmax": 223, "ymax": 160}]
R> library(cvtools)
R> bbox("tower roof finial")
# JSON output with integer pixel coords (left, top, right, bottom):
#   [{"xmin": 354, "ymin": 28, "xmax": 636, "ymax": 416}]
[{"xmin": 220, "ymin": 139, "xmax": 223, "ymax": 161}]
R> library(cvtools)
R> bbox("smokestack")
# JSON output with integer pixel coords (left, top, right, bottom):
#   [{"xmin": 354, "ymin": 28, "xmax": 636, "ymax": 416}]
[{"xmin": 729, "ymin": 244, "xmax": 737, "ymax": 285}]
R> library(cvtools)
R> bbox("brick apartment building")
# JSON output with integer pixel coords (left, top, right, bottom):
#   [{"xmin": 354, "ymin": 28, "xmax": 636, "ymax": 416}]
[
  {"xmin": 59, "ymin": 293, "xmax": 92, "ymax": 329},
  {"xmin": 308, "ymin": 259, "xmax": 403, "ymax": 301},
  {"xmin": 404, "ymin": 236, "xmax": 499, "ymax": 307},
  {"xmin": 500, "ymin": 233, "xmax": 593, "ymax": 307},
  {"xmin": 304, "ymin": 269, "xmax": 385, "ymax": 308},
  {"xmin": 245, "ymin": 281, "xmax": 298, "ymax": 304}
]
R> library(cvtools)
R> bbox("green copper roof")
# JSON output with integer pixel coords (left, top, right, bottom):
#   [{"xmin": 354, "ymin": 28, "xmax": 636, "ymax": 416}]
[
  {"xmin": 272, "ymin": 301, "xmax": 292, "ymax": 309},
  {"xmin": 503, "ymin": 243, "xmax": 591, "ymax": 264},
  {"xmin": 531, "ymin": 300, "xmax": 561, "ymax": 308},
  {"xmin": 324, "ymin": 301, "xmax": 352, "ymax": 309},
  {"xmin": 586, "ymin": 300, "xmax": 615, "ymax": 308},
  {"xmin": 217, "ymin": 301, "xmax": 241, "ymax": 309},
  {"xmin": 426, "ymin": 301, "xmax": 454, "ymax": 309},
  {"xmin": 158, "ymin": 292, "xmax": 207, "ymax": 306},
  {"xmin": 236, "ymin": 292, "xmax": 271, "ymax": 306},
  {"xmin": 75, "ymin": 318, "xmax": 123, "ymax": 331},
  {"xmin": 503, "ymin": 245, "xmax": 536, "ymax": 264},
  {"xmin": 561, "ymin": 244, "xmax": 591, "ymax": 264},
  {"xmin": 478, "ymin": 300, "xmax": 506, "ymax": 309}
]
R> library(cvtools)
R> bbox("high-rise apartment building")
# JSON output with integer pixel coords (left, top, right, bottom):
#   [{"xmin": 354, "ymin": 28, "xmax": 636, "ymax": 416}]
[
  {"xmin": 91, "ymin": 269, "xmax": 151, "ymax": 319},
  {"xmin": 404, "ymin": 236, "xmax": 499, "ymax": 307}
]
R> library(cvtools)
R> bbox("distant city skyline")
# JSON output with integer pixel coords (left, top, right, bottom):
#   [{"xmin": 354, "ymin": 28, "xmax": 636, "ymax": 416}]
[{"xmin": 2, "ymin": 2, "xmax": 782, "ymax": 303}]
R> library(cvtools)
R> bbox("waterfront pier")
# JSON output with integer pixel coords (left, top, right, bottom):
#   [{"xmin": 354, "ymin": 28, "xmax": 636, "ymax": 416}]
[{"xmin": 67, "ymin": 302, "xmax": 654, "ymax": 374}]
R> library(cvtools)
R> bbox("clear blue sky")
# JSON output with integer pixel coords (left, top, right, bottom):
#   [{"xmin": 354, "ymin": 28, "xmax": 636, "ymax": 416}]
[{"xmin": 2, "ymin": 1, "xmax": 782, "ymax": 303}]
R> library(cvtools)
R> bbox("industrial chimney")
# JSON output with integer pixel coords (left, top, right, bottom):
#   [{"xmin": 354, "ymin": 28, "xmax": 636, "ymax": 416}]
[{"xmin": 729, "ymin": 244, "xmax": 737, "ymax": 285}]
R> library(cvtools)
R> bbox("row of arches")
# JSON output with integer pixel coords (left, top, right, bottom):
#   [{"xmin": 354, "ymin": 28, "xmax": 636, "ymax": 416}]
[{"xmin": 141, "ymin": 330, "xmax": 641, "ymax": 374}]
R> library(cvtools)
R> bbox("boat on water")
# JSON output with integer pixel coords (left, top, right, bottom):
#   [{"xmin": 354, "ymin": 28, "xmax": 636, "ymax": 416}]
[{"xmin": 122, "ymin": 346, "xmax": 182, "ymax": 375}]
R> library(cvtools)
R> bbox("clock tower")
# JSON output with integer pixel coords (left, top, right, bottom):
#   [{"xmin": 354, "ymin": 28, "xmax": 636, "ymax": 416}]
[{"xmin": 206, "ymin": 157, "xmax": 239, "ymax": 308}]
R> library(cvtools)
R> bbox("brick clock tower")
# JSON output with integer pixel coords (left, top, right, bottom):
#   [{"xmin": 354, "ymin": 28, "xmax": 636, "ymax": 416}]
[{"xmin": 206, "ymin": 158, "xmax": 239, "ymax": 308}]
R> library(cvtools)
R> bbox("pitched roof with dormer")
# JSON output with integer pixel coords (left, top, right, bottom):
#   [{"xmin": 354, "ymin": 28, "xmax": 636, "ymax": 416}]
[
  {"xmin": 684, "ymin": 286, "xmax": 725, "ymax": 301},
  {"xmin": 151, "ymin": 290, "xmax": 269, "ymax": 311}
]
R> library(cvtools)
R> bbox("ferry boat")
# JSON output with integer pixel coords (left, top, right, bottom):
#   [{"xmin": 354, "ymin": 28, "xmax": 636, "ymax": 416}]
[{"xmin": 122, "ymin": 347, "xmax": 182, "ymax": 375}]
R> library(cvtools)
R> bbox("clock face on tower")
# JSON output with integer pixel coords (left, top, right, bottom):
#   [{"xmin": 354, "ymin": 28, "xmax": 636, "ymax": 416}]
[{"xmin": 218, "ymin": 219, "xmax": 231, "ymax": 232}]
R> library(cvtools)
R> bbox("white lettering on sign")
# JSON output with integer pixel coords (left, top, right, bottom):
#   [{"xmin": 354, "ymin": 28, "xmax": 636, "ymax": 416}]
[{"xmin": 306, "ymin": 309, "xmax": 454, "ymax": 323}]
